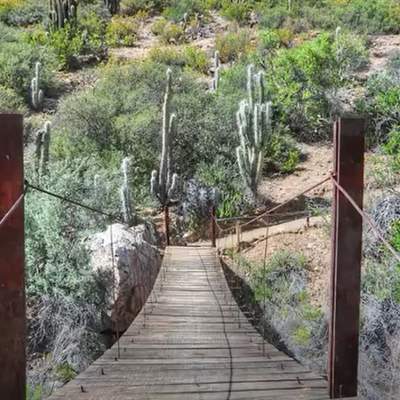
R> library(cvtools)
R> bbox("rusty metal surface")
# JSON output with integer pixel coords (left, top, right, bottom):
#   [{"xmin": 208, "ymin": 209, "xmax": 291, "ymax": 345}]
[
  {"xmin": 328, "ymin": 118, "xmax": 365, "ymax": 398},
  {"xmin": 0, "ymin": 114, "xmax": 25, "ymax": 399}
]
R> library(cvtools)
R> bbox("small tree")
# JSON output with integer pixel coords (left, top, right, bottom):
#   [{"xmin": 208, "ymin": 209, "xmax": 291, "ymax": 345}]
[{"xmin": 236, "ymin": 65, "xmax": 272, "ymax": 201}]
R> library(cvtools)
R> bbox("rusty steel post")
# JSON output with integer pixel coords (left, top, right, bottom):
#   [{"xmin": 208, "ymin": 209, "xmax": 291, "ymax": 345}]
[
  {"xmin": 164, "ymin": 206, "xmax": 170, "ymax": 246},
  {"xmin": 0, "ymin": 114, "xmax": 25, "ymax": 399},
  {"xmin": 211, "ymin": 206, "xmax": 216, "ymax": 248},
  {"xmin": 328, "ymin": 117, "xmax": 365, "ymax": 399}
]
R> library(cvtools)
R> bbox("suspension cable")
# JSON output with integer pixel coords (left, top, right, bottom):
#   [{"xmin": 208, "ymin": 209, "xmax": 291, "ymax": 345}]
[
  {"xmin": 331, "ymin": 175, "xmax": 400, "ymax": 263},
  {"xmin": 0, "ymin": 187, "xmax": 28, "ymax": 229},
  {"xmin": 240, "ymin": 176, "xmax": 331, "ymax": 228},
  {"xmin": 25, "ymin": 180, "xmax": 121, "ymax": 222}
]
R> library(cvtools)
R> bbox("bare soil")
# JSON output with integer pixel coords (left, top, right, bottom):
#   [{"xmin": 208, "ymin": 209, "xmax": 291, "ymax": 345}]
[{"xmin": 259, "ymin": 143, "xmax": 333, "ymax": 205}]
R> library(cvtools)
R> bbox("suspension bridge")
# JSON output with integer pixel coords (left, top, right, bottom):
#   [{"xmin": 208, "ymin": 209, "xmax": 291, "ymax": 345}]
[
  {"xmin": 4, "ymin": 115, "xmax": 399, "ymax": 399},
  {"xmin": 48, "ymin": 246, "xmax": 338, "ymax": 400}
]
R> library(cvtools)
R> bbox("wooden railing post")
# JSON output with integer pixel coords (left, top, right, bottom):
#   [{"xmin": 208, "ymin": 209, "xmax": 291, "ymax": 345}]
[
  {"xmin": 329, "ymin": 117, "xmax": 365, "ymax": 399},
  {"xmin": 236, "ymin": 221, "xmax": 241, "ymax": 251},
  {"xmin": 164, "ymin": 205, "xmax": 170, "ymax": 246},
  {"xmin": 210, "ymin": 206, "xmax": 216, "ymax": 248},
  {"xmin": 0, "ymin": 113, "xmax": 25, "ymax": 400}
]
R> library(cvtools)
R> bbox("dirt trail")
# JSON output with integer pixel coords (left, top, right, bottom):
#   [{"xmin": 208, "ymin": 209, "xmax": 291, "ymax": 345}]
[
  {"xmin": 363, "ymin": 35, "xmax": 400, "ymax": 77},
  {"xmin": 259, "ymin": 143, "xmax": 333, "ymax": 205},
  {"xmin": 110, "ymin": 12, "xmax": 230, "ymax": 62}
]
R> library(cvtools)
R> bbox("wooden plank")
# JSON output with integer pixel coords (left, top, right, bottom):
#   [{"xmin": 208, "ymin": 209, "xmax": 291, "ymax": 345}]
[{"xmin": 48, "ymin": 246, "xmax": 330, "ymax": 400}]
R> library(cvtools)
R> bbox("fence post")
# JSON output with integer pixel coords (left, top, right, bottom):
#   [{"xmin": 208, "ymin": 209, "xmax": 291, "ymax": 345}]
[
  {"xmin": 211, "ymin": 206, "xmax": 216, "ymax": 248},
  {"xmin": 329, "ymin": 117, "xmax": 365, "ymax": 399},
  {"xmin": 0, "ymin": 114, "xmax": 25, "ymax": 400},
  {"xmin": 164, "ymin": 205, "xmax": 170, "ymax": 246},
  {"xmin": 236, "ymin": 221, "xmax": 241, "ymax": 251}
]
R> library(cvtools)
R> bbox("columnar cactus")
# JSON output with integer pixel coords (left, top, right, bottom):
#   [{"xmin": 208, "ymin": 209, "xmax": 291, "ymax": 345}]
[
  {"xmin": 49, "ymin": 0, "xmax": 78, "ymax": 30},
  {"xmin": 35, "ymin": 121, "xmax": 51, "ymax": 179},
  {"xmin": 236, "ymin": 65, "xmax": 272, "ymax": 200},
  {"xmin": 120, "ymin": 157, "xmax": 135, "ymax": 226},
  {"xmin": 104, "ymin": 0, "xmax": 120, "ymax": 15},
  {"xmin": 150, "ymin": 69, "xmax": 179, "ymax": 207},
  {"xmin": 31, "ymin": 62, "xmax": 44, "ymax": 110},
  {"xmin": 211, "ymin": 50, "xmax": 220, "ymax": 92}
]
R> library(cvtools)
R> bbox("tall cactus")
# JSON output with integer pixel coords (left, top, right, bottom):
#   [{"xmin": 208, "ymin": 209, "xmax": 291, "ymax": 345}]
[
  {"xmin": 35, "ymin": 121, "xmax": 51, "ymax": 180},
  {"xmin": 211, "ymin": 50, "xmax": 220, "ymax": 92},
  {"xmin": 49, "ymin": 0, "xmax": 78, "ymax": 30},
  {"xmin": 150, "ymin": 69, "xmax": 179, "ymax": 207},
  {"xmin": 120, "ymin": 157, "xmax": 135, "ymax": 226},
  {"xmin": 236, "ymin": 65, "xmax": 272, "ymax": 200},
  {"xmin": 104, "ymin": 0, "xmax": 120, "ymax": 15},
  {"xmin": 31, "ymin": 62, "xmax": 44, "ymax": 111}
]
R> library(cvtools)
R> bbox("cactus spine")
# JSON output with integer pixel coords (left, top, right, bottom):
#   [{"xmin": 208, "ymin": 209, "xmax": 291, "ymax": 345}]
[
  {"xmin": 31, "ymin": 62, "xmax": 44, "ymax": 110},
  {"xmin": 236, "ymin": 65, "xmax": 272, "ymax": 200},
  {"xmin": 211, "ymin": 50, "xmax": 220, "ymax": 92},
  {"xmin": 120, "ymin": 157, "xmax": 135, "ymax": 226},
  {"xmin": 35, "ymin": 121, "xmax": 51, "ymax": 180},
  {"xmin": 49, "ymin": 0, "xmax": 78, "ymax": 30},
  {"xmin": 151, "ymin": 69, "xmax": 179, "ymax": 207},
  {"xmin": 104, "ymin": 0, "xmax": 120, "ymax": 15}
]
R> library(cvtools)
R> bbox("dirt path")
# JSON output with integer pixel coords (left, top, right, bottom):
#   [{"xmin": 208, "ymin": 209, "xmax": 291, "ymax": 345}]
[
  {"xmin": 110, "ymin": 12, "xmax": 230, "ymax": 62},
  {"xmin": 259, "ymin": 143, "xmax": 333, "ymax": 205},
  {"xmin": 363, "ymin": 35, "xmax": 400, "ymax": 77}
]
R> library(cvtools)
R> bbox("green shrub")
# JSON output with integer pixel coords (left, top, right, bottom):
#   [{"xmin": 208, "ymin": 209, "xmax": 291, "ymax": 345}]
[
  {"xmin": 148, "ymin": 46, "xmax": 186, "ymax": 66},
  {"xmin": 0, "ymin": 85, "xmax": 28, "ymax": 113},
  {"xmin": 183, "ymin": 45, "xmax": 209, "ymax": 73},
  {"xmin": 121, "ymin": 0, "xmax": 165, "ymax": 15},
  {"xmin": 106, "ymin": 15, "xmax": 139, "ymax": 47},
  {"xmin": 151, "ymin": 16, "xmax": 167, "ymax": 35},
  {"xmin": 163, "ymin": 0, "xmax": 206, "ymax": 22},
  {"xmin": 195, "ymin": 156, "xmax": 250, "ymax": 218},
  {"xmin": 0, "ymin": 37, "xmax": 57, "ymax": 103},
  {"xmin": 55, "ymin": 363, "xmax": 77, "ymax": 383},
  {"xmin": 0, "ymin": 0, "xmax": 47, "ymax": 26},
  {"xmin": 53, "ymin": 61, "xmax": 237, "ymax": 192},
  {"xmin": 45, "ymin": 8, "xmax": 107, "ymax": 70},
  {"xmin": 264, "ymin": 133, "xmax": 301, "ymax": 174},
  {"xmin": 382, "ymin": 127, "xmax": 400, "ymax": 173},
  {"xmin": 257, "ymin": 0, "xmax": 400, "ymax": 34},
  {"xmin": 161, "ymin": 21, "xmax": 185, "ymax": 44},
  {"xmin": 46, "ymin": 23, "xmax": 86, "ymax": 69},
  {"xmin": 216, "ymin": 29, "xmax": 253, "ymax": 63},
  {"xmin": 151, "ymin": 17, "xmax": 185, "ymax": 43},
  {"xmin": 220, "ymin": 0, "xmax": 252, "ymax": 24}
]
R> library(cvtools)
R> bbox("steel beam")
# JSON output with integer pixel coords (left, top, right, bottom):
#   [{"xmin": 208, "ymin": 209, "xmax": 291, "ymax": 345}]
[
  {"xmin": 329, "ymin": 117, "xmax": 365, "ymax": 398},
  {"xmin": 0, "ymin": 113, "xmax": 25, "ymax": 400}
]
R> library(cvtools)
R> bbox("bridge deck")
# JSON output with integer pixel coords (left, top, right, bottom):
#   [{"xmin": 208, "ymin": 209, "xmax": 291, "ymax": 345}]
[{"xmin": 49, "ymin": 246, "xmax": 331, "ymax": 400}]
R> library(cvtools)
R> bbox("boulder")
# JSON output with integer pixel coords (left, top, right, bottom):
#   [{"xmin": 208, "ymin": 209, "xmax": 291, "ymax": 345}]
[{"xmin": 89, "ymin": 223, "xmax": 161, "ymax": 332}]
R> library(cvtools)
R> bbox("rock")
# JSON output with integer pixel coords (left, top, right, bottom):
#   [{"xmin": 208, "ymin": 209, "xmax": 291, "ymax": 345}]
[{"xmin": 89, "ymin": 223, "xmax": 161, "ymax": 332}]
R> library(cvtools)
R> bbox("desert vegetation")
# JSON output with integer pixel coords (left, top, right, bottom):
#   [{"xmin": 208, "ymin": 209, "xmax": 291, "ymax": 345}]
[{"xmin": 1, "ymin": 0, "xmax": 400, "ymax": 398}]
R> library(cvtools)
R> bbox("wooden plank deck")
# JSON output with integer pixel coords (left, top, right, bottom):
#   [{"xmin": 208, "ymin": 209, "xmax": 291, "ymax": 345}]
[{"xmin": 48, "ymin": 246, "xmax": 333, "ymax": 400}]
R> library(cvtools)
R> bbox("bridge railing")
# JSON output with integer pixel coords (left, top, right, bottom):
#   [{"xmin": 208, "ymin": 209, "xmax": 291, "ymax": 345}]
[{"xmin": 209, "ymin": 117, "xmax": 400, "ymax": 399}]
